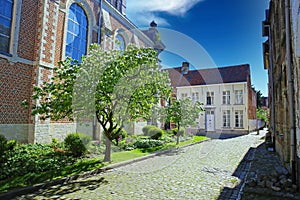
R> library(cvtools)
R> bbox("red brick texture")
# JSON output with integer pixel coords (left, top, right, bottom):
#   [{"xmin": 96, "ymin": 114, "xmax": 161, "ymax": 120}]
[
  {"xmin": 41, "ymin": 0, "xmax": 57, "ymax": 64},
  {"xmin": 54, "ymin": 10, "xmax": 65, "ymax": 65},
  {"xmin": 0, "ymin": 58, "xmax": 35, "ymax": 124},
  {"xmin": 18, "ymin": 0, "xmax": 42, "ymax": 61}
]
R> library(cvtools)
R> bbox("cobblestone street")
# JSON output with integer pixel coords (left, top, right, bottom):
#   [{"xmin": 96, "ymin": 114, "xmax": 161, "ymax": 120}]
[{"xmin": 16, "ymin": 132, "xmax": 265, "ymax": 200}]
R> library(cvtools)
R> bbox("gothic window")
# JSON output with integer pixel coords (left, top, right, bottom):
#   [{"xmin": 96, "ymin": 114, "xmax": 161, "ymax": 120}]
[
  {"xmin": 0, "ymin": 0, "xmax": 13, "ymax": 54},
  {"xmin": 66, "ymin": 3, "xmax": 88, "ymax": 62},
  {"xmin": 114, "ymin": 34, "xmax": 125, "ymax": 50}
]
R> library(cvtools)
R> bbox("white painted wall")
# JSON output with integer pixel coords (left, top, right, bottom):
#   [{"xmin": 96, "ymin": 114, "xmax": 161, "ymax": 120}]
[{"xmin": 176, "ymin": 82, "xmax": 249, "ymax": 134}]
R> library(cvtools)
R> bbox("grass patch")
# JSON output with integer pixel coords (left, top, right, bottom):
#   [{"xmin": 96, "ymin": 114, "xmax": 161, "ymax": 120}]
[{"xmin": 110, "ymin": 149, "xmax": 149, "ymax": 164}]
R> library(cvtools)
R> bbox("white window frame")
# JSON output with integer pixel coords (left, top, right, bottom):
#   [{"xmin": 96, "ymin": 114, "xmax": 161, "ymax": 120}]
[
  {"xmin": 192, "ymin": 92, "xmax": 199, "ymax": 103},
  {"xmin": 206, "ymin": 91, "xmax": 214, "ymax": 105},
  {"xmin": 181, "ymin": 93, "xmax": 188, "ymax": 99},
  {"xmin": 222, "ymin": 91, "xmax": 230, "ymax": 104},
  {"xmin": 235, "ymin": 110, "xmax": 244, "ymax": 128},
  {"xmin": 222, "ymin": 110, "xmax": 230, "ymax": 128},
  {"xmin": 235, "ymin": 90, "xmax": 243, "ymax": 104}
]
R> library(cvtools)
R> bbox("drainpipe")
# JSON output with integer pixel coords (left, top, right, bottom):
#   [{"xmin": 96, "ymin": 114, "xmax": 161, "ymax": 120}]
[
  {"xmin": 93, "ymin": 0, "xmax": 103, "ymax": 140},
  {"xmin": 285, "ymin": 0, "xmax": 297, "ymax": 184},
  {"xmin": 98, "ymin": 0, "xmax": 103, "ymax": 44},
  {"xmin": 268, "ymin": 25, "xmax": 276, "ymax": 150}
]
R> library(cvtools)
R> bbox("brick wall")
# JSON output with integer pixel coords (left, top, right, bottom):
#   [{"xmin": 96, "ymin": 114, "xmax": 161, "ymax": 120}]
[
  {"xmin": 18, "ymin": 0, "xmax": 41, "ymax": 61},
  {"xmin": 0, "ymin": 58, "xmax": 35, "ymax": 124}
]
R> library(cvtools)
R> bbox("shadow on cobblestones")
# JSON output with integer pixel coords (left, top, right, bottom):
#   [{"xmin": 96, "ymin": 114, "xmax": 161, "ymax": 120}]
[
  {"xmin": 216, "ymin": 144, "xmax": 256, "ymax": 200},
  {"xmin": 217, "ymin": 139, "xmax": 300, "ymax": 200},
  {"xmin": 19, "ymin": 177, "xmax": 108, "ymax": 199}
]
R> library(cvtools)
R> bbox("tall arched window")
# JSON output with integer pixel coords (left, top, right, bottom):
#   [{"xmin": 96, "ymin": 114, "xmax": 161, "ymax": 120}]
[
  {"xmin": 66, "ymin": 3, "xmax": 88, "ymax": 62},
  {"xmin": 114, "ymin": 34, "xmax": 125, "ymax": 51},
  {"xmin": 0, "ymin": 0, "xmax": 13, "ymax": 54}
]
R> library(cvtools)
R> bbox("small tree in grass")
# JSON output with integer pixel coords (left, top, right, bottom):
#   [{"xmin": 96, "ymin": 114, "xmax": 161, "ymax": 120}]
[
  {"xmin": 162, "ymin": 97, "xmax": 203, "ymax": 144},
  {"xmin": 29, "ymin": 44, "xmax": 171, "ymax": 162}
]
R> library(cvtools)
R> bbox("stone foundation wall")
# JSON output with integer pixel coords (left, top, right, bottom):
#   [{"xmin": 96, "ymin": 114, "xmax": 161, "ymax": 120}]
[{"xmin": 0, "ymin": 124, "xmax": 34, "ymax": 143}]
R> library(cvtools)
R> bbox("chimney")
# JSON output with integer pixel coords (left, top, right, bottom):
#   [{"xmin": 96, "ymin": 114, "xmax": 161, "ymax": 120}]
[{"xmin": 181, "ymin": 62, "xmax": 189, "ymax": 74}]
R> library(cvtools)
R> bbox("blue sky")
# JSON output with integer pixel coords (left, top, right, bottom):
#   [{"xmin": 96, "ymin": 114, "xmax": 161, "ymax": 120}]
[{"xmin": 126, "ymin": 0, "xmax": 270, "ymax": 96}]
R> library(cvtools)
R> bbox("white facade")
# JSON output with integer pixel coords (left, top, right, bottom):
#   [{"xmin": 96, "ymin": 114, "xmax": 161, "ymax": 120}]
[{"xmin": 176, "ymin": 82, "xmax": 254, "ymax": 135}]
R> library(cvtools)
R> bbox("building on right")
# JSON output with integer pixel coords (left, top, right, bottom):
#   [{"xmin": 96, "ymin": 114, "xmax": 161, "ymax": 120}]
[{"xmin": 262, "ymin": 0, "xmax": 300, "ymax": 186}]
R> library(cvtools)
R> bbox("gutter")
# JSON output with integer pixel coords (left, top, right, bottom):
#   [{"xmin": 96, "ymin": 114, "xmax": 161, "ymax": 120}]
[{"xmin": 285, "ymin": 0, "xmax": 297, "ymax": 184}]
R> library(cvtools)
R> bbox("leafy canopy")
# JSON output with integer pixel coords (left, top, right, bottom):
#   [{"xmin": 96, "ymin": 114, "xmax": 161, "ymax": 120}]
[{"xmin": 31, "ymin": 44, "xmax": 171, "ymax": 142}]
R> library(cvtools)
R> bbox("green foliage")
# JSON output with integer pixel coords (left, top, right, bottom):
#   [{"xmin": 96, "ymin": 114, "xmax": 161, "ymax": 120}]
[
  {"xmin": 142, "ymin": 125, "xmax": 156, "ymax": 136},
  {"xmin": 257, "ymin": 108, "xmax": 268, "ymax": 122},
  {"xmin": 0, "ymin": 135, "xmax": 17, "ymax": 163},
  {"xmin": 162, "ymin": 98, "xmax": 203, "ymax": 129},
  {"xmin": 134, "ymin": 139, "xmax": 164, "ymax": 149},
  {"xmin": 171, "ymin": 127, "xmax": 186, "ymax": 136},
  {"xmin": 29, "ymin": 44, "xmax": 172, "ymax": 162},
  {"xmin": 0, "ymin": 144, "xmax": 75, "ymax": 182},
  {"xmin": 0, "ymin": 134, "xmax": 8, "ymax": 156},
  {"xmin": 149, "ymin": 127, "xmax": 163, "ymax": 140},
  {"xmin": 64, "ymin": 133, "xmax": 91, "ymax": 157},
  {"xmin": 256, "ymin": 90, "xmax": 263, "ymax": 108}
]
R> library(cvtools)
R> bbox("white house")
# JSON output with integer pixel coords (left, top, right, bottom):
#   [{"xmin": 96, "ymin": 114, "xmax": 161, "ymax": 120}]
[{"xmin": 166, "ymin": 63, "xmax": 257, "ymax": 137}]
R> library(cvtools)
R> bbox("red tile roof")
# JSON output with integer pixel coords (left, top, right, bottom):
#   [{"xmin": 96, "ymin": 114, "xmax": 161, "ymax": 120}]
[{"xmin": 165, "ymin": 64, "xmax": 250, "ymax": 87}]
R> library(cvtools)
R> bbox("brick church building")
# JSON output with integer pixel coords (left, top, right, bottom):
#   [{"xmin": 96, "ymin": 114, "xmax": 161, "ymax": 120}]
[{"xmin": 0, "ymin": 0, "xmax": 163, "ymax": 143}]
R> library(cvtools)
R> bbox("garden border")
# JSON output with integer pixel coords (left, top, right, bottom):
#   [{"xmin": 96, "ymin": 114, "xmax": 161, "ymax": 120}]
[{"xmin": 0, "ymin": 138, "xmax": 211, "ymax": 199}]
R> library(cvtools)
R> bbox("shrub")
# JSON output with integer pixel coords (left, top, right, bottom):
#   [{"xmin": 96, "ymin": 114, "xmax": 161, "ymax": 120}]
[
  {"xmin": 0, "ymin": 135, "xmax": 17, "ymax": 163},
  {"xmin": 149, "ymin": 128, "xmax": 163, "ymax": 140},
  {"xmin": 0, "ymin": 143, "xmax": 76, "ymax": 181},
  {"xmin": 112, "ymin": 129, "xmax": 128, "ymax": 146},
  {"xmin": 134, "ymin": 139, "xmax": 164, "ymax": 149},
  {"xmin": 64, "ymin": 133, "xmax": 91, "ymax": 157},
  {"xmin": 142, "ymin": 125, "xmax": 157, "ymax": 136},
  {"xmin": 171, "ymin": 127, "xmax": 185, "ymax": 136}
]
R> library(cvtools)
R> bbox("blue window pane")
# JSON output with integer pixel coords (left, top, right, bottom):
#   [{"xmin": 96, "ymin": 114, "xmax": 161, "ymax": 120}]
[
  {"xmin": 80, "ymin": 39, "xmax": 86, "ymax": 51},
  {"xmin": 73, "ymin": 36, "xmax": 80, "ymax": 49},
  {"xmin": 69, "ymin": 10, "xmax": 75, "ymax": 20},
  {"xmin": 0, "ymin": 0, "xmax": 13, "ymax": 53},
  {"xmin": 80, "ymin": 28, "xmax": 87, "ymax": 39},
  {"xmin": 3, "ymin": 1, "xmax": 12, "ymax": 17},
  {"xmin": 66, "ymin": 3, "xmax": 87, "ymax": 61},
  {"xmin": 66, "ymin": 33, "xmax": 74, "ymax": 45},
  {"xmin": 73, "ymin": 23, "xmax": 79, "ymax": 35},
  {"xmin": 81, "ymin": 16, "xmax": 87, "ymax": 27},
  {"xmin": 67, "ymin": 21, "xmax": 73, "ymax": 33},
  {"xmin": 66, "ymin": 44, "xmax": 72, "ymax": 54}
]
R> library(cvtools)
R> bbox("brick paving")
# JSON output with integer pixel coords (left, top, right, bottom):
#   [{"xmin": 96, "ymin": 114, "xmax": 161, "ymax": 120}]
[{"xmin": 12, "ymin": 131, "xmax": 269, "ymax": 200}]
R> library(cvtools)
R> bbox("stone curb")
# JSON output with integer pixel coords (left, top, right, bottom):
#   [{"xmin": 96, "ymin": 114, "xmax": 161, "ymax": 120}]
[{"xmin": 0, "ymin": 138, "xmax": 211, "ymax": 199}]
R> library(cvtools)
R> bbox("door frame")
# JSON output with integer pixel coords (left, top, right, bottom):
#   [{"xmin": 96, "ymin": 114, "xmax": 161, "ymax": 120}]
[{"xmin": 205, "ymin": 109, "xmax": 215, "ymax": 132}]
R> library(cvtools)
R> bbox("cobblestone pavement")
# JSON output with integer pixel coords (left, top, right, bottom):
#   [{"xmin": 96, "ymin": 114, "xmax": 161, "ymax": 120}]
[{"xmin": 16, "ymin": 132, "xmax": 266, "ymax": 200}]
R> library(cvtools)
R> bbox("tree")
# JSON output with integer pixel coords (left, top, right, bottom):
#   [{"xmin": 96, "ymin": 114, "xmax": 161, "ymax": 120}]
[
  {"xmin": 162, "ymin": 98, "xmax": 203, "ymax": 145},
  {"xmin": 256, "ymin": 90, "xmax": 263, "ymax": 108},
  {"xmin": 30, "ymin": 44, "xmax": 171, "ymax": 162}
]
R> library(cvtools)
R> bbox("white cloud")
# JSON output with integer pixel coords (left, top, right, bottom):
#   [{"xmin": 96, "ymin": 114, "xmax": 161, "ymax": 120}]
[{"xmin": 126, "ymin": 0, "xmax": 204, "ymax": 26}]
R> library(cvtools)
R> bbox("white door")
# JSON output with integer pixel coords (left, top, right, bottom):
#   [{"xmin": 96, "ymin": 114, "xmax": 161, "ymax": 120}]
[{"xmin": 206, "ymin": 111, "xmax": 215, "ymax": 132}]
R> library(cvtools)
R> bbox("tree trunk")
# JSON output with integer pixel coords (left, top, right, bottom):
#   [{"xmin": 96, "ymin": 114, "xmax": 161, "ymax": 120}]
[
  {"xmin": 176, "ymin": 124, "xmax": 180, "ymax": 145},
  {"xmin": 103, "ymin": 136, "xmax": 112, "ymax": 162}
]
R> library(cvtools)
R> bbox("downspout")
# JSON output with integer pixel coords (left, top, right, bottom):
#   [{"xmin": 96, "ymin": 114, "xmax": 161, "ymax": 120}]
[
  {"xmin": 268, "ymin": 25, "xmax": 276, "ymax": 150},
  {"xmin": 93, "ymin": 0, "xmax": 103, "ymax": 140},
  {"xmin": 285, "ymin": 0, "xmax": 297, "ymax": 184},
  {"xmin": 98, "ymin": 0, "xmax": 103, "ymax": 44}
]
